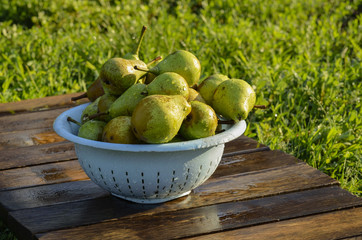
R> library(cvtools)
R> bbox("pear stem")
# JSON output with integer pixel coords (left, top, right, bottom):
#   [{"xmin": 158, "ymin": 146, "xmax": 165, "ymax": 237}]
[
  {"xmin": 87, "ymin": 112, "xmax": 108, "ymax": 120},
  {"xmin": 218, "ymin": 120, "xmax": 235, "ymax": 125},
  {"xmin": 71, "ymin": 92, "xmax": 87, "ymax": 101},
  {"xmin": 254, "ymin": 105, "xmax": 267, "ymax": 109},
  {"xmin": 146, "ymin": 56, "xmax": 162, "ymax": 67},
  {"xmin": 67, "ymin": 116, "xmax": 82, "ymax": 126},
  {"xmin": 134, "ymin": 65, "xmax": 150, "ymax": 72},
  {"xmin": 134, "ymin": 26, "xmax": 147, "ymax": 56}
]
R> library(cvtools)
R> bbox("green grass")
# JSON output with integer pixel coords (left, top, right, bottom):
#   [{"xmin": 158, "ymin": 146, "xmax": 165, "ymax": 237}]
[{"xmin": 0, "ymin": 0, "xmax": 361, "ymax": 238}]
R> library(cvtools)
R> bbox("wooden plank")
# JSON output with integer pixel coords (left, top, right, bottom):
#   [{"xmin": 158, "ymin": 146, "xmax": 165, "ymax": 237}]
[
  {"xmin": 30, "ymin": 187, "xmax": 362, "ymax": 240},
  {"xmin": 0, "ymin": 108, "xmax": 71, "ymax": 133},
  {"xmin": 0, "ymin": 128, "xmax": 65, "ymax": 149},
  {"xmin": 0, "ymin": 92, "xmax": 88, "ymax": 115},
  {"xmin": 0, "ymin": 160, "xmax": 88, "ymax": 191},
  {"xmin": 0, "ymin": 180, "xmax": 108, "ymax": 214},
  {"xmin": 213, "ymin": 149, "xmax": 301, "ymax": 179},
  {"xmin": 222, "ymin": 135, "xmax": 269, "ymax": 155},
  {"xmin": 7, "ymin": 163, "xmax": 339, "ymax": 239},
  {"xmin": 0, "ymin": 151, "xmax": 298, "ymax": 210},
  {"xmin": 186, "ymin": 207, "xmax": 362, "ymax": 240},
  {"xmin": 0, "ymin": 142, "xmax": 76, "ymax": 170}
]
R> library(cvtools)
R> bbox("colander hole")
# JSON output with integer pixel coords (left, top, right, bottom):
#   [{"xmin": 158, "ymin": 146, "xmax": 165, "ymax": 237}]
[
  {"xmin": 111, "ymin": 170, "xmax": 114, "ymax": 174},
  {"xmin": 126, "ymin": 171, "xmax": 128, "ymax": 176},
  {"xmin": 200, "ymin": 165, "xmax": 203, "ymax": 170},
  {"xmin": 98, "ymin": 167, "xmax": 101, "ymax": 172},
  {"xmin": 100, "ymin": 174, "xmax": 104, "ymax": 179},
  {"xmin": 141, "ymin": 172, "xmax": 144, "ymax": 176},
  {"xmin": 126, "ymin": 178, "xmax": 130, "ymax": 183},
  {"xmin": 88, "ymin": 164, "xmax": 91, "ymax": 169},
  {"xmin": 173, "ymin": 170, "xmax": 176, "ymax": 175},
  {"xmin": 112, "ymin": 177, "xmax": 116, "ymax": 182}
]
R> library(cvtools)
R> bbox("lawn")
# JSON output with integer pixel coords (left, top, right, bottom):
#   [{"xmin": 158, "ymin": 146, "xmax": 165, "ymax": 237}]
[{"xmin": 0, "ymin": 0, "xmax": 361, "ymax": 238}]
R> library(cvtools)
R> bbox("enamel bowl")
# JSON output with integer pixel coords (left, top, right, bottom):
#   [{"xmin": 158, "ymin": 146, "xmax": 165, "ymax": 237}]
[{"xmin": 53, "ymin": 103, "xmax": 246, "ymax": 204}]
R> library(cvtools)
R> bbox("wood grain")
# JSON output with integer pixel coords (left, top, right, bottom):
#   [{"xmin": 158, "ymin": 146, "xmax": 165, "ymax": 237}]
[
  {"xmin": 186, "ymin": 207, "xmax": 362, "ymax": 240},
  {"xmin": 0, "ymin": 92, "xmax": 88, "ymax": 115},
  {"xmin": 0, "ymin": 108, "xmax": 71, "ymax": 133},
  {"xmin": 7, "ymin": 163, "xmax": 340, "ymax": 239},
  {"xmin": 31, "ymin": 187, "xmax": 362, "ymax": 240},
  {"xmin": 0, "ymin": 142, "xmax": 76, "ymax": 170},
  {"xmin": 0, "ymin": 128, "xmax": 65, "ymax": 149},
  {"xmin": 0, "ymin": 160, "xmax": 88, "ymax": 191}
]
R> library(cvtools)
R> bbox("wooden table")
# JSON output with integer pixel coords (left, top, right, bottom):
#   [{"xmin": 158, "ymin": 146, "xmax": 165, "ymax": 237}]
[{"xmin": 0, "ymin": 93, "xmax": 361, "ymax": 240}]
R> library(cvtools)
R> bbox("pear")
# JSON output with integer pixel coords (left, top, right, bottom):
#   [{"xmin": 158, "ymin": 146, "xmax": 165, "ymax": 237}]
[
  {"xmin": 212, "ymin": 79, "xmax": 256, "ymax": 122},
  {"xmin": 67, "ymin": 117, "xmax": 106, "ymax": 141},
  {"xmin": 108, "ymin": 83, "xmax": 148, "ymax": 118},
  {"xmin": 99, "ymin": 58, "xmax": 147, "ymax": 96},
  {"xmin": 188, "ymin": 88, "xmax": 206, "ymax": 103},
  {"xmin": 102, "ymin": 116, "xmax": 139, "ymax": 144},
  {"xmin": 140, "ymin": 50, "xmax": 201, "ymax": 87},
  {"xmin": 131, "ymin": 95, "xmax": 191, "ymax": 144},
  {"xmin": 71, "ymin": 77, "xmax": 105, "ymax": 102},
  {"xmin": 179, "ymin": 101, "xmax": 218, "ymax": 140},
  {"xmin": 197, "ymin": 74, "xmax": 229, "ymax": 105},
  {"xmin": 147, "ymin": 72, "xmax": 190, "ymax": 99},
  {"xmin": 79, "ymin": 120, "xmax": 107, "ymax": 141},
  {"xmin": 97, "ymin": 93, "xmax": 117, "ymax": 122},
  {"xmin": 81, "ymin": 97, "xmax": 101, "ymax": 123}
]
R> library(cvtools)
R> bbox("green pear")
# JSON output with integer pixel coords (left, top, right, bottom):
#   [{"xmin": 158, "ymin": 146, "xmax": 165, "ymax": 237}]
[
  {"xmin": 146, "ymin": 50, "xmax": 201, "ymax": 87},
  {"xmin": 197, "ymin": 74, "xmax": 229, "ymax": 105},
  {"xmin": 71, "ymin": 77, "xmax": 105, "ymax": 102},
  {"xmin": 78, "ymin": 120, "xmax": 107, "ymax": 141},
  {"xmin": 108, "ymin": 83, "xmax": 148, "ymax": 118},
  {"xmin": 131, "ymin": 95, "xmax": 191, "ymax": 143},
  {"xmin": 81, "ymin": 97, "xmax": 101, "ymax": 123},
  {"xmin": 179, "ymin": 101, "xmax": 218, "ymax": 140},
  {"xmin": 67, "ymin": 117, "xmax": 106, "ymax": 141},
  {"xmin": 99, "ymin": 58, "xmax": 147, "ymax": 96},
  {"xmin": 102, "ymin": 116, "xmax": 139, "ymax": 144},
  {"xmin": 97, "ymin": 93, "xmax": 117, "ymax": 122},
  {"xmin": 212, "ymin": 79, "xmax": 256, "ymax": 122},
  {"xmin": 147, "ymin": 72, "xmax": 189, "ymax": 99},
  {"xmin": 188, "ymin": 88, "xmax": 206, "ymax": 103}
]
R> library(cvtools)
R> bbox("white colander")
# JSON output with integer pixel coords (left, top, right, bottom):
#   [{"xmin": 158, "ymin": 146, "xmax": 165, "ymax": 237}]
[{"xmin": 53, "ymin": 103, "xmax": 246, "ymax": 204}]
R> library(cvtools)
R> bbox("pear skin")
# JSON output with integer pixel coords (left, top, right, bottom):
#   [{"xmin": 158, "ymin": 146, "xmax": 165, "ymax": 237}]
[
  {"xmin": 149, "ymin": 50, "xmax": 201, "ymax": 87},
  {"xmin": 197, "ymin": 74, "xmax": 229, "ymax": 105},
  {"xmin": 78, "ymin": 120, "xmax": 106, "ymax": 141},
  {"xmin": 108, "ymin": 83, "xmax": 148, "ymax": 118},
  {"xmin": 99, "ymin": 58, "xmax": 147, "ymax": 96},
  {"xmin": 212, "ymin": 79, "xmax": 256, "ymax": 121},
  {"xmin": 188, "ymin": 88, "xmax": 206, "ymax": 103},
  {"xmin": 102, "ymin": 116, "xmax": 140, "ymax": 144},
  {"xmin": 81, "ymin": 97, "xmax": 101, "ymax": 123},
  {"xmin": 147, "ymin": 72, "xmax": 190, "ymax": 99},
  {"xmin": 180, "ymin": 101, "xmax": 218, "ymax": 140},
  {"xmin": 101, "ymin": 116, "xmax": 139, "ymax": 144},
  {"xmin": 131, "ymin": 95, "xmax": 191, "ymax": 143}
]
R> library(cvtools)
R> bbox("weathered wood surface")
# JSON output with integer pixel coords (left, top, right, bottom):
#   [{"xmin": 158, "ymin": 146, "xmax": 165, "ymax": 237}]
[{"xmin": 0, "ymin": 94, "xmax": 361, "ymax": 240}]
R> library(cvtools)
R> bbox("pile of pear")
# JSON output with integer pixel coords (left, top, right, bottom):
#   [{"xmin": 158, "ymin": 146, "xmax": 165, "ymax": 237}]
[{"xmin": 69, "ymin": 26, "xmax": 258, "ymax": 145}]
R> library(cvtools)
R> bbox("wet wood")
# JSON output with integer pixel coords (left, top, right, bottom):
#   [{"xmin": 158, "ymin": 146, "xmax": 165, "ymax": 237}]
[
  {"xmin": 6, "ymin": 162, "xmax": 340, "ymax": 239},
  {"xmin": 0, "ymin": 92, "xmax": 88, "ymax": 115},
  {"xmin": 0, "ymin": 160, "xmax": 88, "ymax": 191},
  {"xmin": 0, "ymin": 142, "xmax": 76, "ymax": 170},
  {"xmin": 0, "ymin": 128, "xmax": 65, "ymax": 149},
  {"xmin": 32, "ymin": 187, "xmax": 362, "ymax": 240},
  {"xmin": 187, "ymin": 207, "xmax": 362, "ymax": 240},
  {"xmin": 214, "ymin": 149, "xmax": 301, "ymax": 178},
  {"xmin": 0, "ymin": 108, "xmax": 71, "ymax": 133},
  {"xmin": 0, "ymin": 180, "xmax": 108, "ymax": 214}
]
